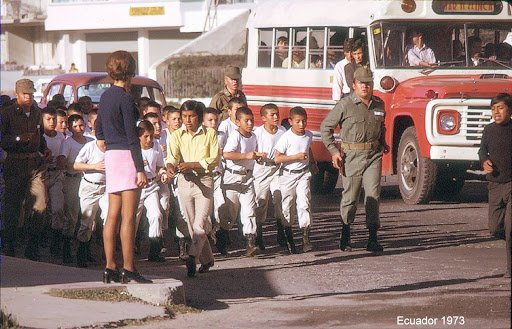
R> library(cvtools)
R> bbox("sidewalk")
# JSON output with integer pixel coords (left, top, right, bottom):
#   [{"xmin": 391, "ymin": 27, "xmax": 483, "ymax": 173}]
[{"xmin": 1, "ymin": 256, "xmax": 184, "ymax": 329}]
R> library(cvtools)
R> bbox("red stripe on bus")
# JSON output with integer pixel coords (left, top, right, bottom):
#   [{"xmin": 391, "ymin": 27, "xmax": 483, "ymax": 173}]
[{"xmin": 243, "ymin": 85, "xmax": 332, "ymax": 99}]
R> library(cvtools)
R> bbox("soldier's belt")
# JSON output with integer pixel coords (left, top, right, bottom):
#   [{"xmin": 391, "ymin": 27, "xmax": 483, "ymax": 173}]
[{"xmin": 342, "ymin": 141, "xmax": 379, "ymax": 151}]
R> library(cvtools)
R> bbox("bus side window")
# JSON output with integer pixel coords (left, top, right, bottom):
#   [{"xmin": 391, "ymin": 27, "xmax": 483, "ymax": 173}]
[
  {"xmin": 309, "ymin": 29, "xmax": 327, "ymax": 69},
  {"xmin": 258, "ymin": 29, "xmax": 273, "ymax": 67},
  {"xmin": 283, "ymin": 28, "xmax": 307, "ymax": 69},
  {"xmin": 327, "ymin": 27, "xmax": 348, "ymax": 69},
  {"xmin": 274, "ymin": 29, "xmax": 289, "ymax": 68}
]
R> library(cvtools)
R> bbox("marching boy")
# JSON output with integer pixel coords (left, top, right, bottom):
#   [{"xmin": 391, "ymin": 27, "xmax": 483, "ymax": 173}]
[
  {"xmin": 478, "ymin": 93, "xmax": 512, "ymax": 278},
  {"xmin": 42, "ymin": 107, "xmax": 66, "ymax": 257},
  {"xmin": 137, "ymin": 120, "xmax": 170, "ymax": 262},
  {"xmin": 73, "ymin": 138, "xmax": 107, "ymax": 267},
  {"xmin": 222, "ymin": 107, "xmax": 264, "ymax": 256},
  {"xmin": 274, "ymin": 106, "xmax": 316, "ymax": 254},
  {"xmin": 253, "ymin": 103, "xmax": 286, "ymax": 250},
  {"xmin": 57, "ymin": 114, "xmax": 93, "ymax": 263}
]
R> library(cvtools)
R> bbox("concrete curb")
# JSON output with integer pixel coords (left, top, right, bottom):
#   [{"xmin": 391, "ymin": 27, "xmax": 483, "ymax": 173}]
[{"xmin": 126, "ymin": 279, "xmax": 186, "ymax": 305}]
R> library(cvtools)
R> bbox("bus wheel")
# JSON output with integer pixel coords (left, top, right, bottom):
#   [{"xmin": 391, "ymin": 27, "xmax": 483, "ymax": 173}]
[
  {"xmin": 311, "ymin": 162, "xmax": 339, "ymax": 195},
  {"xmin": 397, "ymin": 127, "xmax": 437, "ymax": 204}
]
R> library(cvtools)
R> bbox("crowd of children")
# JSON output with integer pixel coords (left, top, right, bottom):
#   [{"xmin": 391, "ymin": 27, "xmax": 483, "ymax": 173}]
[{"xmin": 25, "ymin": 93, "xmax": 318, "ymax": 275}]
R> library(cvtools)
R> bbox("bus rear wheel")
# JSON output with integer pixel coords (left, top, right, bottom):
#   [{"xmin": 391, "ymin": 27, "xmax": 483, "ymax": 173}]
[{"xmin": 397, "ymin": 127, "xmax": 437, "ymax": 204}]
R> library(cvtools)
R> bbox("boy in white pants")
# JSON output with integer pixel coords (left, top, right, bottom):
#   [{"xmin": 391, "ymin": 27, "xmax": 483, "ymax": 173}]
[
  {"xmin": 73, "ymin": 139, "xmax": 107, "ymax": 267},
  {"xmin": 222, "ymin": 107, "xmax": 265, "ymax": 257},
  {"xmin": 137, "ymin": 120, "xmax": 169, "ymax": 262},
  {"xmin": 144, "ymin": 112, "xmax": 172, "ymax": 245},
  {"xmin": 253, "ymin": 103, "xmax": 286, "ymax": 250},
  {"xmin": 274, "ymin": 106, "xmax": 317, "ymax": 254},
  {"xmin": 57, "ymin": 114, "xmax": 93, "ymax": 263},
  {"xmin": 42, "ymin": 107, "xmax": 66, "ymax": 257}
]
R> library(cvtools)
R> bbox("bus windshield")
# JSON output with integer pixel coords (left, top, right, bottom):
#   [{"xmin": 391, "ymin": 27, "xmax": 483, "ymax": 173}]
[{"xmin": 372, "ymin": 22, "xmax": 512, "ymax": 69}]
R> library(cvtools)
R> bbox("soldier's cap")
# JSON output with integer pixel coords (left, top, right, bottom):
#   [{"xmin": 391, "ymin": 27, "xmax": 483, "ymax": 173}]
[
  {"xmin": 225, "ymin": 65, "xmax": 241, "ymax": 80},
  {"xmin": 354, "ymin": 67, "xmax": 374, "ymax": 83},
  {"xmin": 15, "ymin": 78, "xmax": 36, "ymax": 94}
]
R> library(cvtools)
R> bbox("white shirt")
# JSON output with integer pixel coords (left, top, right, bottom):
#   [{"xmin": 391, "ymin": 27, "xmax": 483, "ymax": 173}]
[
  {"xmin": 83, "ymin": 131, "xmax": 97, "ymax": 140},
  {"xmin": 60, "ymin": 136, "xmax": 93, "ymax": 174},
  {"xmin": 253, "ymin": 125, "xmax": 286, "ymax": 160},
  {"xmin": 44, "ymin": 131, "xmax": 65, "ymax": 168},
  {"xmin": 274, "ymin": 129, "xmax": 312, "ymax": 171},
  {"xmin": 218, "ymin": 118, "xmax": 238, "ymax": 143},
  {"xmin": 407, "ymin": 44, "xmax": 436, "ymax": 66},
  {"xmin": 332, "ymin": 58, "xmax": 352, "ymax": 101},
  {"xmin": 158, "ymin": 131, "xmax": 168, "ymax": 158},
  {"xmin": 75, "ymin": 140, "xmax": 106, "ymax": 183},
  {"xmin": 224, "ymin": 130, "xmax": 258, "ymax": 171},
  {"xmin": 142, "ymin": 143, "xmax": 164, "ymax": 180}
]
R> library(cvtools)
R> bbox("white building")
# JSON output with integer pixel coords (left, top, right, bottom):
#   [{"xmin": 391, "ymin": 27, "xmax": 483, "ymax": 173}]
[{"xmin": 1, "ymin": 0, "xmax": 254, "ymax": 94}]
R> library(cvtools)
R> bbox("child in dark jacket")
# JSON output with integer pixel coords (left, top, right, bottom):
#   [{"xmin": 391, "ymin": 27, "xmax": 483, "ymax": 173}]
[{"xmin": 478, "ymin": 93, "xmax": 512, "ymax": 278}]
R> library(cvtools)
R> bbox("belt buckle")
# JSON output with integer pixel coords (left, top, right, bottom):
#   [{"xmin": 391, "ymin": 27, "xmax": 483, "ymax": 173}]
[{"xmin": 239, "ymin": 168, "xmax": 247, "ymax": 175}]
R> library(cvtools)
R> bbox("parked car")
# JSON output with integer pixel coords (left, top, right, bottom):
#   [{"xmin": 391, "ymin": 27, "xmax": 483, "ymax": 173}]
[{"xmin": 39, "ymin": 72, "xmax": 166, "ymax": 107}]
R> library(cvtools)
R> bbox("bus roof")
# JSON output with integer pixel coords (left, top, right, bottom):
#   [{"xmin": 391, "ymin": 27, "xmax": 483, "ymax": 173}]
[{"xmin": 248, "ymin": 0, "xmax": 512, "ymax": 28}]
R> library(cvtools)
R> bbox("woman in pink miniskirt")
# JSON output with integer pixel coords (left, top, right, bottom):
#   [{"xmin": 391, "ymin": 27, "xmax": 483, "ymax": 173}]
[{"xmin": 96, "ymin": 50, "xmax": 151, "ymax": 284}]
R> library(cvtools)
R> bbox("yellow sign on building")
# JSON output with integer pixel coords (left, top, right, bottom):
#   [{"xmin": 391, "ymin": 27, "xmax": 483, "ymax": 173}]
[{"xmin": 129, "ymin": 7, "xmax": 165, "ymax": 16}]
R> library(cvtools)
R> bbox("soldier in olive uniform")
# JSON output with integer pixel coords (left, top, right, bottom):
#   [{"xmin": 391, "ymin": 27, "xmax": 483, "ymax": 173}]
[
  {"xmin": 320, "ymin": 67, "xmax": 389, "ymax": 254},
  {"xmin": 210, "ymin": 65, "xmax": 247, "ymax": 122}
]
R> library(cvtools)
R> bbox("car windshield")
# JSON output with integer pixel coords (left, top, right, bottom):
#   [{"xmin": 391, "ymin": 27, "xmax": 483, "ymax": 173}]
[
  {"xmin": 372, "ymin": 22, "xmax": 512, "ymax": 68},
  {"xmin": 77, "ymin": 83, "xmax": 111, "ymax": 104},
  {"xmin": 77, "ymin": 83, "xmax": 164, "ymax": 105}
]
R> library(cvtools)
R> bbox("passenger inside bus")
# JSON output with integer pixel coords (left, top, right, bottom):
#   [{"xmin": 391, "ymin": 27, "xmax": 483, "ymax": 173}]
[
  {"xmin": 282, "ymin": 38, "xmax": 306, "ymax": 69},
  {"xmin": 467, "ymin": 36, "xmax": 483, "ymax": 66},
  {"xmin": 407, "ymin": 30, "xmax": 437, "ymax": 68},
  {"xmin": 274, "ymin": 36, "xmax": 289, "ymax": 67}
]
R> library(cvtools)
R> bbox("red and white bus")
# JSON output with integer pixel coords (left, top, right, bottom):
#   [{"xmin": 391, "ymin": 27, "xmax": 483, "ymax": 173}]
[{"xmin": 242, "ymin": 0, "xmax": 512, "ymax": 203}]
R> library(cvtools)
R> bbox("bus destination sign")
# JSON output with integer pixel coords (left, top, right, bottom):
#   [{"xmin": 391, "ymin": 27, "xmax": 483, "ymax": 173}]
[{"xmin": 432, "ymin": 0, "xmax": 503, "ymax": 15}]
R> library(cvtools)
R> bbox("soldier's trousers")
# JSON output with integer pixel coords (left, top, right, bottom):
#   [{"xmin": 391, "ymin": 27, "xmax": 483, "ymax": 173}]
[
  {"xmin": 2, "ymin": 156, "xmax": 47, "ymax": 250},
  {"xmin": 340, "ymin": 151, "xmax": 382, "ymax": 228}
]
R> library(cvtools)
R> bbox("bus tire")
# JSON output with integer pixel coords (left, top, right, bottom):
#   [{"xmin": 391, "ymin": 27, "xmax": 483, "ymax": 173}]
[
  {"xmin": 397, "ymin": 127, "xmax": 437, "ymax": 204},
  {"xmin": 311, "ymin": 162, "xmax": 339, "ymax": 195}
]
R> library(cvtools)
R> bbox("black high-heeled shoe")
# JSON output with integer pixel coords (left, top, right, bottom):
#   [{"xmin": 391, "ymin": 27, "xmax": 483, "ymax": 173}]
[
  {"xmin": 121, "ymin": 268, "xmax": 153, "ymax": 284},
  {"xmin": 103, "ymin": 268, "xmax": 121, "ymax": 284}
]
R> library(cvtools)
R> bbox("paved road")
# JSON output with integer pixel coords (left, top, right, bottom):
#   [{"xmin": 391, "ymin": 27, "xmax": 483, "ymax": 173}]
[
  {"xmin": 4, "ymin": 180, "xmax": 509, "ymax": 328},
  {"xmin": 123, "ymin": 180, "xmax": 510, "ymax": 329}
]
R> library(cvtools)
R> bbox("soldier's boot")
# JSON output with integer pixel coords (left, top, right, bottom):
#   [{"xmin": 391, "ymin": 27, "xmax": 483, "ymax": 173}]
[
  {"xmin": 302, "ymin": 226, "xmax": 313, "ymax": 253},
  {"xmin": 178, "ymin": 238, "xmax": 190, "ymax": 261},
  {"xmin": 62, "ymin": 237, "xmax": 73, "ymax": 264},
  {"xmin": 276, "ymin": 218, "xmax": 288, "ymax": 247},
  {"xmin": 366, "ymin": 225, "xmax": 384, "ymax": 255},
  {"xmin": 50, "ymin": 229, "xmax": 63, "ymax": 257},
  {"xmin": 24, "ymin": 233, "xmax": 41, "ymax": 261},
  {"xmin": 339, "ymin": 224, "xmax": 352, "ymax": 252},
  {"xmin": 284, "ymin": 226, "xmax": 298, "ymax": 254},
  {"xmin": 245, "ymin": 234, "xmax": 257, "ymax": 257},
  {"xmin": 76, "ymin": 241, "xmax": 88, "ymax": 268},
  {"xmin": 215, "ymin": 229, "xmax": 228, "ymax": 256},
  {"xmin": 148, "ymin": 238, "xmax": 165, "ymax": 262},
  {"xmin": 255, "ymin": 224, "xmax": 265, "ymax": 251}
]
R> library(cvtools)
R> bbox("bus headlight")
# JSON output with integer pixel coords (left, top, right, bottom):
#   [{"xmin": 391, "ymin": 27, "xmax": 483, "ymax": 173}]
[
  {"xmin": 380, "ymin": 76, "xmax": 397, "ymax": 92},
  {"xmin": 436, "ymin": 110, "xmax": 460, "ymax": 135}
]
